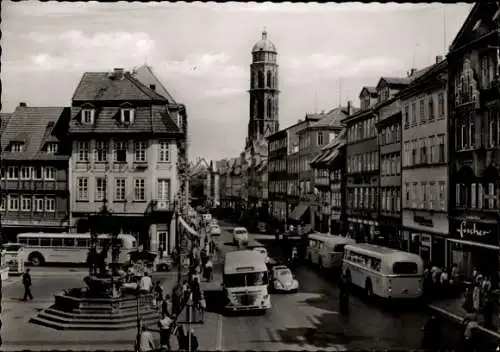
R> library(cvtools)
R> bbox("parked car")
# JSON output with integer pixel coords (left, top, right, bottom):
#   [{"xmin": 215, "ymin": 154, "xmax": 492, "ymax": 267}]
[
  {"xmin": 270, "ymin": 265, "xmax": 299, "ymax": 293},
  {"xmin": 232, "ymin": 227, "xmax": 249, "ymax": 245}
]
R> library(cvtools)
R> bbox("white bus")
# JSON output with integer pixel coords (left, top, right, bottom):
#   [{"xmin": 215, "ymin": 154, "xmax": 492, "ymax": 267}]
[
  {"xmin": 342, "ymin": 243, "xmax": 424, "ymax": 299},
  {"xmin": 222, "ymin": 250, "xmax": 271, "ymax": 313},
  {"xmin": 306, "ymin": 233, "xmax": 356, "ymax": 270},
  {"xmin": 17, "ymin": 232, "xmax": 137, "ymax": 266}
]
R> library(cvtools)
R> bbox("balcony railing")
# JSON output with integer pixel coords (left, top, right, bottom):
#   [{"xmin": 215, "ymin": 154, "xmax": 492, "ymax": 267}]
[
  {"xmin": 1, "ymin": 179, "xmax": 68, "ymax": 192},
  {"xmin": 147, "ymin": 199, "xmax": 174, "ymax": 213}
]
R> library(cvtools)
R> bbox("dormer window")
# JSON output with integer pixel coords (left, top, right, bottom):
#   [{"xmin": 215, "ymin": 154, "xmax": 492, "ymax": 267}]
[
  {"xmin": 81, "ymin": 108, "xmax": 95, "ymax": 124},
  {"xmin": 121, "ymin": 108, "xmax": 135, "ymax": 125},
  {"xmin": 46, "ymin": 143, "xmax": 58, "ymax": 154},
  {"xmin": 11, "ymin": 142, "xmax": 24, "ymax": 152}
]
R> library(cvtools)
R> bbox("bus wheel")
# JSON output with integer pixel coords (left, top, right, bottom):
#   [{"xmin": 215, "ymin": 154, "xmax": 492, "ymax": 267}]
[
  {"xmin": 29, "ymin": 253, "xmax": 44, "ymax": 267},
  {"xmin": 365, "ymin": 279, "xmax": 374, "ymax": 298}
]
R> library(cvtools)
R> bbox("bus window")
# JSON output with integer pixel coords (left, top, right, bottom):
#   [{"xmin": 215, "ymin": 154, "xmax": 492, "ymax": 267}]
[
  {"xmin": 40, "ymin": 238, "xmax": 51, "ymax": 247},
  {"xmin": 247, "ymin": 271, "xmax": 268, "ymax": 286},
  {"xmin": 18, "ymin": 237, "xmax": 27, "ymax": 245},
  {"xmin": 393, "ymin": 262, "xmax": 418, "ymax": 275},
  {"xmin": 76, "ymin": 239, "xmax": 89, "ymax": 248},
  {"xmin": 370, "ymin": 258, "xmax": 381, "ymax": 271},
  {"xmin": 28, "ymin": 238, "xmax": 40, "ymax": 246},
  {"xmin": 52, "ymin": 238, "xmax": 62, "ymax": 247},
  {"xmin": 63, "ymin": 238, "xmax": 76, "ymax": 247},
  {"xmin": 223, "ymin": 274, "xmax": 246, "ymax": 288},
  {"xmin": 334, "ymin": 244, "xmax": 346, "ymax": 252}
]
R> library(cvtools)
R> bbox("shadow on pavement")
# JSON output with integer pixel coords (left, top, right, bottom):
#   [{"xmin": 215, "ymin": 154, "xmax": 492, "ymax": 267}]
[{"xmin": 203, "ymin": 289, "xmax": 225, "ymax": 314}]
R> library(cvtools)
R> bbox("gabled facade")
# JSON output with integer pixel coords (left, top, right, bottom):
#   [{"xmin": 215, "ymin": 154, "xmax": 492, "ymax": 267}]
[
  {"xmin": 447, "ymin": 2, "xmax": 500, "ymax": 279},
  {"xmin": 343, "ymin": 87, "xmax": 381, "ymax": 242},
  {"xmin": 0, "ymin": 104, "xmax": 71, "ymax": 241},
  {"xmin": 267, "ymin": 129, "xmax": 288, "ymax": 223},
  {"xmin": 68, "ymin": 67, "xmax": 186, "ymax": 253}
]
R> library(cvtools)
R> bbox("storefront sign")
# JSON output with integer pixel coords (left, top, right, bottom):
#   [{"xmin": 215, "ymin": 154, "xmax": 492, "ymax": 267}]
[
  {"xmin": 414, "ymin": 215, "xmax": 433, "ymax": 227},
  {"xmin": 452, "ymin": 219, "xmax": 498, "ymax": 245}
]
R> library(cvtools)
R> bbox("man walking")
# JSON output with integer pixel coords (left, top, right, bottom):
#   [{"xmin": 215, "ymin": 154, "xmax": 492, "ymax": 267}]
[{"xmin": 22, "ymin": 268, "xmax": 33, "ymax": 301}]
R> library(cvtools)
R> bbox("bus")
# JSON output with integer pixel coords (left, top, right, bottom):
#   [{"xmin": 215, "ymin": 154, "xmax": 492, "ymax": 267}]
[
  {"xmin": 222, "ymin": 250, "xmax": 271, "ymax": 313},
  {"xmin": 306, "ymin": 233, "xmax": 355, "ymax": 271},
  {"xmin": 17, "ymin": 232, "xmax": 137, "ymax": 266},
  {"xmin": 342, "ymin": 243, "xmax": 424, "ymax": 299}
]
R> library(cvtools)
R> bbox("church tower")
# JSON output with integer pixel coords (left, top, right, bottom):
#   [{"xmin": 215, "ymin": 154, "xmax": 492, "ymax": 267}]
[{"xmin": 247, "ymin": 29, "xmax": 280, "ymax": 147}]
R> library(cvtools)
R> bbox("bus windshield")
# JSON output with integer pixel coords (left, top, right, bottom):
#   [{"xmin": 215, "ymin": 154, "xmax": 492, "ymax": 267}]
[
  {"xmin": 224, "ymin": 271, "xmax": 268, "ymax": 288},
  {"xmin": 393, "ymin": 261, "xmax": 418, "ymax": 275}
]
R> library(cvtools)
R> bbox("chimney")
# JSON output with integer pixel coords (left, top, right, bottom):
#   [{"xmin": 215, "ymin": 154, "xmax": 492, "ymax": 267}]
[
  {"xmin": 408, "ymin": 68, "xmax": 417, "ymax": 77},
  {"xmin": 321, "ymin": 109, "xmax": 325, "ymax": 114},
  {"xmin": 297, "ymin": 119, "xmax": 303, "ymax": 124},
  {"xmin": 113, "ymin": 68, "xmax": 124, "ymax": 79},
  {"xmin": 19, "ymin": 102, "xmax": 27, "ymax": 107},
  {"xmin": 149, "ymin": 84, "xmax": 156, "ymax": 91},
  {"xmin": 435, "ymin": 55, "xmax": 443, "ymax": 64},
  {"xmin": 347, "ymin": 100, "xmax": 352, "ymax": 115}
]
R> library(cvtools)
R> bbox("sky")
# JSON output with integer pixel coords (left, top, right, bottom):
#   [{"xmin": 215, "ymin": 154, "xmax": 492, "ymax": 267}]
[{"xmin": 2, "ymin": 2, "xmax": 473, "ymax": 162}]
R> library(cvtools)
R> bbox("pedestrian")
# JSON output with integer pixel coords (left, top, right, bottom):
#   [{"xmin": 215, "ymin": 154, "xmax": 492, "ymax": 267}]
[
  {"xmin": 172, "ymin": 284, "xmax": 183, "ymax": 316},
  {"xmin": 204, "ymin": 259, "xmax": 213, "ymax": 282},
  {"xmin": 159, "ymin": 244, "xmax": 165, "ymax": 260},
  {"xmin": 462, "ymin": 286, "xmax": 474, "ymax": 313},
  {"xmin": 154, "ymin": 281, "xmax": 164, "ymax": 308},
  {"xmin": 162, "ymin": 294, "xmax": 173, "ymax": 317},
  {"xmin": 472, "ymin": 284, "xmax": 481, "ymax": 313},
  {"xmin": 421, "ymin": 315, "xmax": 442, "ymax": 351},
  {"xmin": 209, "ymin": 239, "xmax": 215, "ymax": 255},
  {"xmin": 176, "ymin": 324, "xmax": 188, "ymax": 351},
  {"xmin": 138, "ymin": 325, "xmax": 156, "ymax": 352},
  {"xmin": 461, "ymin": 314, "xmax": 478, "ymax": 352},
  {"xmin": 139, "ymin": 272, "xmax": 153, "ymax": 294},
  {"xmin": 22, "ymin": 268, "xmax": 33, "ymax": 301},
  {"xmin": 483, "ymin": 293, "xmax": 496, "ymax": 330},
  {"xmin": 188, "ymin": 328, "xmax": 199, "ymax": 352},
  {"xmin": 158, "ymin": 312, "xmax": 172, "ymax": 351}
]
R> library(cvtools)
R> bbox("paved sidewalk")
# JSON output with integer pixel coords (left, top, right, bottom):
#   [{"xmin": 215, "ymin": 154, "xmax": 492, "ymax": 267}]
[{"xmin": 429, "ymin": 296, "xmax": 500, "ymax": 341}]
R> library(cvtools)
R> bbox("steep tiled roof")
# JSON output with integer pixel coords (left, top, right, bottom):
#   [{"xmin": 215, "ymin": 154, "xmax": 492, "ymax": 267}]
[
  {"xmin": 68, "ymin": 106, "xmax": 181, "ymax": 135},
  {"xmin": 132, "ymin": 65, "xmax": 177, "ymax": 104},
  {"xmin": 310, "ymin": 107, "xmax": 349, "ymax": 129},
  {"xmin": 72, "ymin": 71, "xmax": 168, "ymax": 102},
  {"xmin": 382, "ymin": 77, "xmax": 410, "ymax": 86},
  {"xmin": 0, "ymin": 113, "xmax": 12, "ymax": 134},
  {"xmin": 311, "ymin": 129, "xmax": 346, "ymax": 167},
  {"xmin": 1, "ymin": 107, "xmax": 68, "ymax": 160}
]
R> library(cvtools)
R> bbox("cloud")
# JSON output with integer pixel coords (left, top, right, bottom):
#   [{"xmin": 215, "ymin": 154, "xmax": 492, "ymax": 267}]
[
  {"xmin": 282, "ymin": 53, "xmax": 404, "ymax": 83},
  {"xmin": 203, "ymin": 87, "xmax": 246, "ymax": 98},
  {"xmin": 214, "ymin": 2, "xmax": 444, "ymax": 14},
  {"xmin": 161, "ymin": 53, "xmax": 245, "ymax": 80}
]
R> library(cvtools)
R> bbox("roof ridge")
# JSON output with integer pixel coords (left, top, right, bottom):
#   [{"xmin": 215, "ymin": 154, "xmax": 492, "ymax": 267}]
[{"xmin": 125, "ymin": 72, "xmax": 166, "ymax": 101}]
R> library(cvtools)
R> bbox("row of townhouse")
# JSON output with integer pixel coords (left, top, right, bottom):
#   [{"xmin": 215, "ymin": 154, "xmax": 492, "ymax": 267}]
[
  {"xmin": 308, "ymin": 2, "xmax": 500, "ymax": 281},
  {"xmin": 0, "ymin": 66, "xmax": 189, "ymax": 254}
]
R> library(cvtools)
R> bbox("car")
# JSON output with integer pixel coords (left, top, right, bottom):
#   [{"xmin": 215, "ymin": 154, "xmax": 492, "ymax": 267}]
[
  {"xmin": 210, "ymin": 224, "xmax": 221, "ymax": 236},
  {"xmin": 232, "ymin": 227, "xmax": 249, "ymax": 245},
  {"xmin": 202, "ymin": 213, "xmax": 212, "ymax": 222},
  {"xmin": 253, "ymin": 247, "xmax": 270, "ymax": 264},
  {"xmin": 271, "ymin": 265, "xmax": 299, "ymax": 293}
]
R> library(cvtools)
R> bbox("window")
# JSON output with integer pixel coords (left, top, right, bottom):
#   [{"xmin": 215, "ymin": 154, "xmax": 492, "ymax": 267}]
[
  {"xmin": 420, "ymin": 140, "xmax": 427, "ymax": 164},
  {"xmin": 428, "ymin": 96, "xmax": 434, "ymax": 120},
  {"xmin": 134, "ymin": 141, "xmax": 147, "ymax": 162},
  {"xmin": 20, "ymin": 166, "xmax": 31, "ymax": 180},
  {"xmin": 94, "ymin": 141, "xmax": 108, "ymax": 162},
  {"xmin": 421, "ymin": 182, "xmax": 427, "ymax": 209},
  {"xmin": 8, "ymin": 195, "xmax": 19, "ymax": 211},
  {"xmin": 411, "ymin": 102, "xmax": 417, "ymax": 124},
  {"xmin": 77, "ymin": 177, "xmax": 89, "ymax": 201},
  {"xmin": 44, "ymin": 167, "xmax": 56, "ymax": 180},
  {"xmin": 317, "ymin": 132, "xmax": 324, "ymax": 146},
  {"xmin": 412, "ymin": 182, "xmax": 418, "ymax": 208},
  {"xmin": 81, "ymin": 109, "xmax": 95, "ymax": 124},
  {"xmin": 158, "ymin": 179, "xmax": 171, "ymax": 201},
  {"xmin": 437, "ymin": 134, "xmax": 445, "ymax": 163},
  {"xmin": 34, "ymin": 195, "xmax": 44, "ymax": 212},
  {"xmin": 33, "ymin": 166, "xmax": 43, "ymax": 180},
  {"xmin": 77, "ymin": 141, "xmax": 89, "ymax": 162},
  {"xmin": 438, "ymin": 92, "xmax": 445, "ymax": 118},
  {"xmin": 0, "ymin": 196, "xmax": 5, "ymax": 211},
  {"xmin": 46, "ymin": 143, "xmax": 58, "ymax": 153},
  {"xmin": 45, "ymin": 197, "xmax": 55, "ymax": 212},
  {"xmin": 11, "ymin": 142, "xmax": 24, "ymax": 152},
  {"xmin": 411, "ymin": 141, "xmax": 417, "ymax": 165},
  {"xmin": 121, "ymin": 108, "xmax": 135, "ymax": 125},
  {"xmin": 134, "ymin": 178, "xmax": 146, "ymax": 201},
  {"xmin": 95, "ymin": 177, "xmax": 107, "ymax": 202},
  {"xmin": 419, "ymin": 99, "xmax": 426, "ymax": 123},
  {"xmin": 404, "ymin": 104, "xmax": 410, "ymax": 127},
  {"xmin": 114, "ymin": 141, "xmax": 127, "ymax": 163},
  {"xmin": 21, "ymin": 195, "xmax": 31, "ymax": 212},
  {"xmin": 429, "ymin": 136, "xmax": 436, "ymax": 163},
  {"xmin": 7, "ymin": 166, "xmax": 18, "ymax": 180},
  {"xmin": 115, "ymin": 178, "xmax": 126, "ymax": 201},
  {"xmin": 439, "ymin": 181, "xmax": 446, "ymax": 211},
  {"xmin": 471, "ymin": 183, "xmax": 477, "ymax": 208},
  {"xmin": 267, "ymin": 99, "xmax": 272, "ymax": 118}
]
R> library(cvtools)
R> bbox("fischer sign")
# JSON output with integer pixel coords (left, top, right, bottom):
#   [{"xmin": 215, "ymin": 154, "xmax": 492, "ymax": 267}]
[{"xmin": 458, "ymin": 220, "xmax": 491, "ymax": 239}]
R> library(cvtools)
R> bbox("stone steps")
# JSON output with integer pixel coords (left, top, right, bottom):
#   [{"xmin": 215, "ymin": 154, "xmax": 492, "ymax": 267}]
[
  {"xmin": 44, "ymin": 306, "xmax": 158, "ymax": 320},
  {"xmin": 30, "ymin": 314, "xmax": 159, "ymax": 331}
]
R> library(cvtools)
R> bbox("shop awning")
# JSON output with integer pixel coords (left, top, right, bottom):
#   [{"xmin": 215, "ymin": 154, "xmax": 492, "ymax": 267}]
[
  {"xmin": 289, "ymin": 203, "xmax": 309, "ymax": 221},
  {"xmin": 179, "ymin": 216, "xmax": 199, "ymax": 237},
  {"xmin": 447, "ymin": 238, "xmax": 499, "ymax": 251}
]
